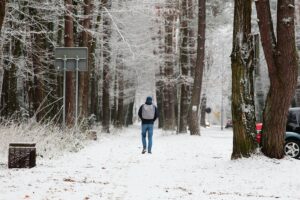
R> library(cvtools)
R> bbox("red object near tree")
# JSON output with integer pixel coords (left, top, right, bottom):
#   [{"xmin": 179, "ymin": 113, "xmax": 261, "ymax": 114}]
[{"xmin": 256, "ymin": 123, "xmax": 263, "ymax": 144}]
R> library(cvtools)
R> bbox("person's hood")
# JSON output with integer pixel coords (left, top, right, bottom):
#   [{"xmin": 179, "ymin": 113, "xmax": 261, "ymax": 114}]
[{"xmin": 145, "ymin": 96, "xmax": 152, "ymax": 105}]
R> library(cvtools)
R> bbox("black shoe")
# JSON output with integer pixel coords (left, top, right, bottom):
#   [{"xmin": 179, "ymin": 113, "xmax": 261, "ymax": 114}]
[
  {"xmin": 148, "ymin": 151, "xmax": 152, "ymax": 154},
  {"xmin": 142, "ymin": 149, "xmax": 146, "ymax": 154}
]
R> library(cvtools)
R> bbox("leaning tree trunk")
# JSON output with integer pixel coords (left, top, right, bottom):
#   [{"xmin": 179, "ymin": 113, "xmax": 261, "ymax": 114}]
[
  {"xmin": 188, "ymin": 0, "xmax": 206, "ymax": 135},
  {"xmin": 65, "ymin": 0, "xmax": 75, "ymax": 127},
  {"xmin": 178, "ymin": 0, "xmax": 189, "ymax": 133},
  {"xmin": 255, "ymin": 0, "xmax": 298, "ymax": 158},
  {"xmin": 231, "ymin": 0, "xmax": 256, "ymax": 159},
  {"xmin": 102, "ymin": 0, "xmax": 112, "ymax": 133}
]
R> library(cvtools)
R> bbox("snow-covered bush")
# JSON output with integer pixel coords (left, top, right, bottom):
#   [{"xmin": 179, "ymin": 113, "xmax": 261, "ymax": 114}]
[{"xmin": 0, "ymin": 120, "xmax": 92, "ymax": 163}]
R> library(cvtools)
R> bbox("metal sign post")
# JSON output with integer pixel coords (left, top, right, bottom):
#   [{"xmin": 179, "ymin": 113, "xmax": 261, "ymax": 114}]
[
  {"xmin": 63, "ymin": 55, "xmax": 67, "ymax": 127},
  {"xmin": 55, "ymin": 48, "xmax": 88, "ymax": 128},
  {"xmin": 75, "ymin": 56, "xmax": 79, "ymax": 128}
]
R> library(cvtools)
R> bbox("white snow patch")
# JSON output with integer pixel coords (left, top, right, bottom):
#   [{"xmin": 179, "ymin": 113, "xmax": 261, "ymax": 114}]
[
  {"xmin": 0, "ymin": 125, "xmax": 299, "ymax": 200},
  {"xmin": 288, "ymin": 4, "xmax": 295, "ymax": 9},
  {"xmin": 282, "ymin": 17, "xmax": 292, "ymax": 24}
]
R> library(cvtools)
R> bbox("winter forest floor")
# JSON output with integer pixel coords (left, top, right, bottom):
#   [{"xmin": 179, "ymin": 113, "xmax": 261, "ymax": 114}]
[{"xmin": 0, "ymin": 125, "xmax": 300, "ymax": 200}]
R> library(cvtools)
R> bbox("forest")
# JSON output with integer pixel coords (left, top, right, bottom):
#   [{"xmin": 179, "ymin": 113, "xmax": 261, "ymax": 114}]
[
  {"xmin": 0, "ymin": 0, "xmax": 300, "ymax": 199},
  {"xmin": 0, "ymin": 0, "xmax": 300, "ymax": 158}
]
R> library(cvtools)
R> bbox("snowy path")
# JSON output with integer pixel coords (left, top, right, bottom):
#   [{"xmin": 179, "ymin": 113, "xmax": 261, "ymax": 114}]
[{"xmin": 1, "ymin": 125, "xmax": 300, "ymax": 200}]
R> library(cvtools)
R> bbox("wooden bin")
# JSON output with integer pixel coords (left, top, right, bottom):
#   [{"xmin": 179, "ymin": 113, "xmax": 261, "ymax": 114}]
[{"xmin": 8, "ymin": 143, "xmax": 36, "ymax": 168}]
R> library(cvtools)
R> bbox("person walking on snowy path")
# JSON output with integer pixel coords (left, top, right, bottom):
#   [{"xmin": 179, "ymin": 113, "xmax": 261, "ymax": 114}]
[{"xmin": 138, "ymin": 96, "xmax": 158, "ymax": 154}]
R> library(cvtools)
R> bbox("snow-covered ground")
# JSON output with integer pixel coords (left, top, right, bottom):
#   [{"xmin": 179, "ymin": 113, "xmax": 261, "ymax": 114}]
[{"xmin": 0, "ymin": 125, "xmax": 299, "ymax": 200}]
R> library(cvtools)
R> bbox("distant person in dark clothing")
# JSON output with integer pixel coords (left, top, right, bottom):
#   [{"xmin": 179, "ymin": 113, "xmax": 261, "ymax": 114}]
[{"xmin": 138, "ymin": 96, "xmax": 158, "ymax": 154}]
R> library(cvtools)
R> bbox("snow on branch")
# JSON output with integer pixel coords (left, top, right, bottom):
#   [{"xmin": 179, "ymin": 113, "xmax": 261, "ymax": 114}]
[{"xmin": 103, "ymin": 7, "xmax": 135, "ymax": 59}]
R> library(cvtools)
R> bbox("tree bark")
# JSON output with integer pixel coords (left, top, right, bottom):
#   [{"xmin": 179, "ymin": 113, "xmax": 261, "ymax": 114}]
[
  {"xmin": 231, "ymin": 0, "xmax": 256, "ymax": 159},
  {"xmin": 1, "ymin": 2, "xmax": 21, "ymax": 119},
  {"xmin": 79, "ymin": 0, "xmax": 92, "ymax": 123},
  {"xmin": 179, "ymin": 0, "xmax": 189, "ymax": 133},
  {"xmin": 102, "ymin": 0, "xmax": 112, "ymax": 133},
  {"xmin": 293, "ymin": 1, "xmax": 300, "ymax": 106},
  {"xmin": 111, "ymin": 71, "xmax": 117, "ymax": 125},
  {"xmin": 200, "ymin": 95, "xmax": 207, "ymax": 126},
  {"xmin": 188, "ymin": 0, "xmax": 206, "ymax": 135},
  {"xmin": 0, "ymin": 0, "xmax": 5, "ymax": 33},
  {"xmin": 163, "ymin": 2, "xmax": 176, "ymax": 130},
  {"xmin": 29, "ymin": 6, "xmax": 45, "ymax": 122},
  {"xmin": 65, "ymin": 0, "xmax": 75, "ymax": 127},
  {"xmin": 1, "ymin": 38, "xmax": 20, "ymax": 118},
  {"xmin": 45, "ymin": 21, "xmax": 60, "ymax": 121},
  {"xmin": 188, "ymin": 0, "xmax": 196, "ymax": 77},
  {"xmin": 115, "ymin": 55, "xmax": 124, "ymax": 128},
  {"xmin": 125, "ymin": 100, "xmax": 134, "ymax": 127},
  {"xmin": 154, "ymin": 6, "xmax": 164, "ymax": 128},
  {"xmin": 255, "ymin": 0, "xmax": 298, "ymax": 158},
  {"xmin": 90, "ymin": 8, "xmax": 101, "ymax": 121}
]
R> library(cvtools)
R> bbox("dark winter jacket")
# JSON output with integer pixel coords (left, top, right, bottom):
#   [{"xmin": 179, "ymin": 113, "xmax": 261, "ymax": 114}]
[{"xmin": 138, "ymin": 98, "xmax": 158, "ymax": 124}]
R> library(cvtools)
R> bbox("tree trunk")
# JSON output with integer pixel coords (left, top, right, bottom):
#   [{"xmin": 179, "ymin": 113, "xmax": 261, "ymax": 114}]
[
  {"xmin": 0, "ymin": 0, "xmax": 5, "ymax": 33},
  {"xmin": 65, "ymin": 0, "xmax": 75, "ymax": 127},
  {"xmin": 255, "ymin": 0, "xmax": 298, "ymax": 158},
  {"xmin": 90, "ymin": 9, "xmax": 101, "ymax": 122},
  {"xmin": 155, "ymin": 6, "xmax": 164, "ymax": 128},
  {"xmin": 1, "ymin": 38, "xmax": 20, "ymax": 118},
  {"xmin": 125, "ymin": 100, "xmax": 134, "ymax": 127},
  {"xmin": 0, "ymin": 0, "xmax": 5, "ymax": 109},
  {"xmin": 163, "ymin": 3, "xmax": 176, "ymax": 131},
  {"xmin": 79, "ymin": 0, "xmax": 92, "ymax": 123},
  {"xmin": 200, "ymin": 95, "xmax": 207, "ymax": 126},
  {"xmin": 102, "ymin": 0, "xmax": 112, "ymax": 133},
  {"xmin": 156, "ymin": 79, "xmax": 164, "ymax": 128},
  {"xmin": 45, "ymin": 21, "xmax": 60, "ymax": 122},
  {"xmin": 111, "ymin": 71, "xmax": 117, "ymax": 125},
  {"xmin": 29, "ymin": 6, "xmax": 45, "ymax": 122},
  {"xmin": 179, "ymin": 0, "xmax": 189, "ymax": 133},
  {"xmin": 56, "ymin": 15, "xmax": 64, "ymax": 124},
  {"xmin": 188, "ymin": 0, "xmax": 196, "ymax": 77},
  {"xmin": 115, "ymin": 55, "xmax": 124, "ymax": 128},
  {"xmin": 231, "ymin": 0, "xmax": 256, "ymax": 159},
  {"xmin": 1, "ymin": 4, "xmax": 22, "ymax": 119},
  {"xmin": 188, "ymin": 0, "xmax": 206, "ymax": 135},
  {"xmin": 293, "ymin": 2, "xmax": 300, "ymax": 107}
]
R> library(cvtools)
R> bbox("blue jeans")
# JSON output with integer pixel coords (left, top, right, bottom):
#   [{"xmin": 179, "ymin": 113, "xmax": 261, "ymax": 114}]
[{"xmin": 141, "ymin": 124, "xmax": 153, "ymax": 152}]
